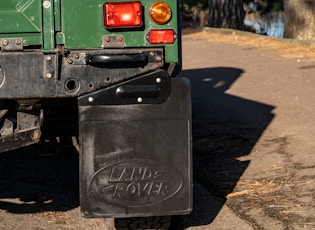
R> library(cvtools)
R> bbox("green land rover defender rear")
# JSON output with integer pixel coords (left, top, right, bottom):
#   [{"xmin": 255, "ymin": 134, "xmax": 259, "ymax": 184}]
[{"xmin": 0, "ymin": 0, "xmax": 192, "ymax": 227}]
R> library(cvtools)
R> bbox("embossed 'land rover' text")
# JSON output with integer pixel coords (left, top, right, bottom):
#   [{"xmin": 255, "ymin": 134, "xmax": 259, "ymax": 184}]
[{"xmin": 90, "ymin": 160, "xmax": 183, "ymax": 207}]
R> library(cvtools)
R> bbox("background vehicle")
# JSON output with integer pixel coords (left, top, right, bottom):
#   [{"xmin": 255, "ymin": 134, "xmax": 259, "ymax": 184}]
[{"xmin": 0, "ymin": 0, "xmax": 192, "ymax": 228}]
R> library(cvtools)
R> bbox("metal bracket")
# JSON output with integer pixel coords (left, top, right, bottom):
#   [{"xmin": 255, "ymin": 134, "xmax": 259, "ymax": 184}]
[
  {"xmin": 102, "ymin": 35, "xmax": 124, "ymax": 48},
  {"xmin": 1, "ymin": 38, "xmax": 23, "ymax": 51},
  {"xmin": 65, "ymin": 53, "xmax": 87, "ymax": 65},
  {"xmin": 43, "ymin": 55, "xmax": 58, "ymax": 79},
  {"xmin": 78, "ymin": 69, "xmax": 171, "ymax": 106}
]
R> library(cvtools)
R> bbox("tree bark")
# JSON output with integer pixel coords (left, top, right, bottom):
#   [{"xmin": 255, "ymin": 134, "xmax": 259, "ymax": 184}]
[
  {"xmin": 284, "ymin": 0, "xmax": 315, "ymax": 40},
  {"xmin": 208, "ymin": 0, "xmax": 245, "ymax": 30}
]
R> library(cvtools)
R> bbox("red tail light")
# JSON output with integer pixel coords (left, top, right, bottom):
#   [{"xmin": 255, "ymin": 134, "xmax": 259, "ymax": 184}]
[
  {"xmin": 103, "ymin": 2, "xmax": 142, "ymax": 28},
  {"xmin": 148, "ymin": 29, "xmax": 175, "ymax": 44}
]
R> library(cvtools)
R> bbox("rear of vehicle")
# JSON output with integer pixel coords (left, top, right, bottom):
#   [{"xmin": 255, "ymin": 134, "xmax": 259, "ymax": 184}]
[{"xmin": 0, "ymin": 0, "xmax": 192, "ymax": 225}]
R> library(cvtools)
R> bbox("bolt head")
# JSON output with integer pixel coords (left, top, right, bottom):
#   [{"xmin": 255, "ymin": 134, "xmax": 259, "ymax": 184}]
[
  {"xmin": 33, "ymin": 131, "xmax": 41, "ymax": 140},
  {"xmin": 43, "ymin": 1, "xmax": 51, "ymax": 8}
]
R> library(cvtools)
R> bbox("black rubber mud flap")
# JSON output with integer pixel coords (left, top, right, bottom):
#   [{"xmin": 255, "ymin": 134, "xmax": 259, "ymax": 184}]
[{"xmin": 78, "ymin": 75, "xmax": 192, "ymax": 218}]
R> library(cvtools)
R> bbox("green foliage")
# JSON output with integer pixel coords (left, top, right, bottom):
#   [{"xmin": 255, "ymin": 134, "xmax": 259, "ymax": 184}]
[
  {"xmin": 272, "ymin": 0, "xmax": 284, "ymax": 11},
  {"xmin": 180, "ymin": 0, "xmax": 208, "ymax": 21},
  {"xmin": 181, "ymin": 0, "xmax": 208, "ymax": 9},
  {"xmin": 247, "ymin": 0, "xmax": 283, "ymax": 12},
  {"xmin": 180, "ymin": 0, "xmax": 283, "ymax": 14}
]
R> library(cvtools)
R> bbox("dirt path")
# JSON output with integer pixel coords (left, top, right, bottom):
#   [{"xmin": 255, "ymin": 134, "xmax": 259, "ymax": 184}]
[
  {"xmin": 1, "ymin": 28, "xmax": 315, "ymax": 229},
  {"xmin": 180, "ymin": 28, "xmax": 315, "ymax": 229}
]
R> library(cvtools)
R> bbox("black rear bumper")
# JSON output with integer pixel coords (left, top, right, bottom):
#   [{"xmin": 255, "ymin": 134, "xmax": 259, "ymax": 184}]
[{"xmin": 0, "ymin": 48, "xmax": 164, "ymax": 99}]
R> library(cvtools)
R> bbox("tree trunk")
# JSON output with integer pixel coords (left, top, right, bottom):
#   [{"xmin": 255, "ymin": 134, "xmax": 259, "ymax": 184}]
[
  {"xmin": 284, "ymin": 0, "xmax": 315, "ymax": 40},
  {"xmin": 208, "ymin": 0, "xmax": 245, "ymax": 30}
]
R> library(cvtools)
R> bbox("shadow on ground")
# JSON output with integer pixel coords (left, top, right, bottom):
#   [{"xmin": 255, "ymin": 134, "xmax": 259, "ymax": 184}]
[
  {"xmin": 0, "ymin": 67, "xmax": 275, "ymax": 229},
  {"xmin": 0, "ymin": 147, "xmax": 79, "ymax": 213},
  {"xmin": 178, "ymin": 67, "xmax": 275, "ymax": 228}
]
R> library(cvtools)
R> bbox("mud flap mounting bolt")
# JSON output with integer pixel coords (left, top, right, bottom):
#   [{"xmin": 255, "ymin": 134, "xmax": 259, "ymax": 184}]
[{"xmin": 43, "ymin": 1, "xmax": 51, "ymax": 8}]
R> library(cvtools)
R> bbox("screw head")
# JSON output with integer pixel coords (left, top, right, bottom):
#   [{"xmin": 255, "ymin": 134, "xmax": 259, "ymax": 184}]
[
  {"xmin": 43, "ymin": 1, "xmax": 51, "ymax": 8},
  {"xmin": 33, "ymin": 131, "xmax": 41, "ymax": 140},
  {"xmin": 46, "ymin": 73, "xmax": 52, "ymax": 78},
  {"xmin": 137, "ymin": 97, "xmax": 143, "ymax": 103},
  {"xmin": 88, "ymin": 97, "xmax": 94, "ymax": 103},
  {"xmin": 156, "ymin": 56, "xmax": 162, "ymax": 61}
]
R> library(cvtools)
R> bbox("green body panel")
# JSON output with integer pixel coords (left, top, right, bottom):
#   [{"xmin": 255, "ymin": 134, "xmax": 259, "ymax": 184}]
[
  {"xmin": 61, "ymin": 0, "xmax": 180, "ymax": 62},
  {"xmin": 0, "ymin": 0, "xmax": 42, "ymax": 33},
  {"xmin": 42, "ymin": 0, "xmax": 55, "ymax": 52},
  {"xmin": 54, "ymin": 0, "xmax": 61, "ymax": 32},
  {"xmin": 0, "ymin": 0, "xmax": 179, "ymax": 62},
  {"xmin": 0, "ymin": 0, "xmax": 56, "ymax": 48}
]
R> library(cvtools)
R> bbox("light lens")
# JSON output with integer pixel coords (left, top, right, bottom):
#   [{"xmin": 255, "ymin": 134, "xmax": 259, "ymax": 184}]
[
  {"xmin": 104, "ymin": 2, "xmax": 142, "ymax": 28},
  {"xmin": 148, "ymin": 30, "xmax": 175, "ymax": 44},
  {"xmin": 150, "ymin": 2, "xmax": 172, "ymax": 24}
]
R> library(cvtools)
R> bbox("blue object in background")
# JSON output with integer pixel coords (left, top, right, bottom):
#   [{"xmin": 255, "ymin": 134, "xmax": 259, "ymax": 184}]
[{"xmin": 244, "ymin": 13, "xmax": 284, "ymax": 38}]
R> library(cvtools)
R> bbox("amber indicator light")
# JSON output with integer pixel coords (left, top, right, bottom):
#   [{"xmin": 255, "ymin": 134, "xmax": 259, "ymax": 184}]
[{"xmin": 149, "ymin": 2, "xmax": 172, "ymax": 24}]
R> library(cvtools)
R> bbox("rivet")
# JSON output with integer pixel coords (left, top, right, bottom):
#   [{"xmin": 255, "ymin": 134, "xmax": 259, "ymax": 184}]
[
  {"xmin": 137, "ymin": 97, "xmax": 143, "ymax": 103},
  {"xmin": 2, "ymin": 40, "xmax": 8, "ymax": 46},
  {"xmin": 156, "ymin": 78, "xmax": 161, "ymax": 83},
  {"xmin": 33, "ymin": 131, "xmax": 41, "ymax": 140},
  {"xmin": 67, "ymin": 59, "xmax": 73, "ymax": 64},
  {"xmin": 43, "ymin": 1, "xmax": 51, "ymax": 8},
  {"xmin": 118, "ymin": 37, "xmax": 123, "ymax": 42},
  {"xmin": 105, "ymin": 37, "xmax": 110, "ymax": 42},
  {"xmin": 88, "ymin": 97, "xmax": 94, "ymax": 103},
  {"xmin": 46, "ymin": 56, "xmax": 52, "ymax": 61},
  {"xmin": 150, "ymin": 51, "xmax": 155, "ymax": 56},
  {"xmin": 46, "ymin": 73, "xmax": 52, "ymax": 78},
  {"xmin": 156, "ymin": 56, "xmax": 162, "ymax": 61}
]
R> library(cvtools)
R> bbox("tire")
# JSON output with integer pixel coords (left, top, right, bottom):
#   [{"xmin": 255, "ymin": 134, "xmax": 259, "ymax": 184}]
[
  {"xmin": 114, "ymin": 216, "xmax": 172, "ymax": 230},
  {"xmin": 0, "ymin": 101, "xmax": 9, "ymax": 121},
  {"xmin": 0, "ymin": 100, "xmax": 12, "ymax": 132}
]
